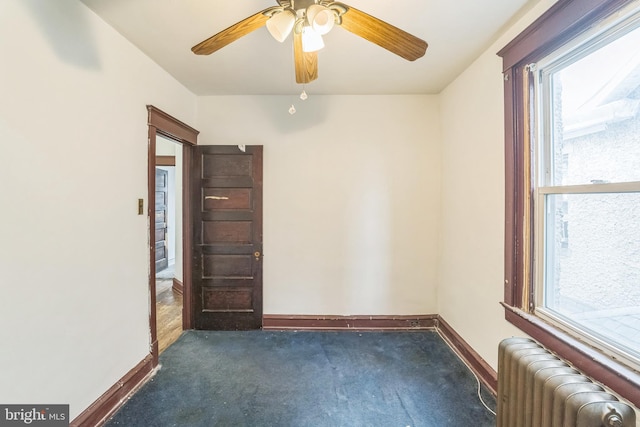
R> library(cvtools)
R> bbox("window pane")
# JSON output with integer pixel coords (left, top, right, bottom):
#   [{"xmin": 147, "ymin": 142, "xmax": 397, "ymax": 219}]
[
  {"xmin": 548, "ymin": 24, "xmax": 640, "ymax": 186},
  {"xmin": 543, "ymin": 192, "xmax": 640, "ymax": 358}
]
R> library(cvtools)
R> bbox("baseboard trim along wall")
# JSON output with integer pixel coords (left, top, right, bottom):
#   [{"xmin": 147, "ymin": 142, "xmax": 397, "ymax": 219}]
[
  {"xmin": 70, "ymin": 354, "xmax": 155, "ymax": 427},
  {"xmin": 172, "ymin": 278, "xmax": 183, "ymax": 295},
  {"xmin": 435, "ymin": 315, "xmax": 498, "ymax": 394},
  {"xmin": 262, "ymin": 314, "xmax": 438, "ymax": 331}
]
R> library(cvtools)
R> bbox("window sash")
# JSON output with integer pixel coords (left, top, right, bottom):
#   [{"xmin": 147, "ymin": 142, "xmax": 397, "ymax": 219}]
[
  {"xmin": 531, "ymin": 9, "xmax": 640, "ymax": 368},
  {"xmin": 533, "ymin": 189, "xmax": 640, "ymax": 370}
]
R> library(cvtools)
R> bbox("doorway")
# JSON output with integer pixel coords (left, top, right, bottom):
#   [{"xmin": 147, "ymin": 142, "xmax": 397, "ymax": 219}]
[
  {"xmin": 147, "ymin": 105, "xmax": 198, "ymax": 366},
  {"xmin": 155, "ymin": 136, "xmax": 182, "ymax": 352}
]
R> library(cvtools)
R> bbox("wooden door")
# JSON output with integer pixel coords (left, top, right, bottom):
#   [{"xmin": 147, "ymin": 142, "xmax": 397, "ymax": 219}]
[
  {"xmin": 192, "ymin": 146, "xmax": 263, "ymax": 330},
  {"xmin": 155, "ymin": 168, "xmax": 169, "ymax": 272}
]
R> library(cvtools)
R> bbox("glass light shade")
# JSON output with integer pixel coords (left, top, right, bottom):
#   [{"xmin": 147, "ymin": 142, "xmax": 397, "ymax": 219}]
[
  {"xmin": 266, "ymin": 10, "xmax": 296, "ymax": 42},
  {"xmin": 301, "ymin": 26, "xmax": 324, "ymax": 52},
  {"xmin": 306, "ymin": 5, "xmax": 335, "ymax": 35}
]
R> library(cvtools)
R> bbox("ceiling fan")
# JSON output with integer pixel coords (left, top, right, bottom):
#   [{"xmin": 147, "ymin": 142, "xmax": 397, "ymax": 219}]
[{"xmin": 191, "ymin": 0, "xmax": 428, "ymax": 84}]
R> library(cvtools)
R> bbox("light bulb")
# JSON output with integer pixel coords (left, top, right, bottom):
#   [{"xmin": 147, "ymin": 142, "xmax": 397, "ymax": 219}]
[
  {"xmin": 289, "ymin": 104, "xmax": 296, "ymax": 115},
  {"xmin": 300, "ymin": 90, "xmax": 308, "ymax": 100},
  {"xmin": 301, "ymin": 26, "xmax": 324, "ymax": 52}
]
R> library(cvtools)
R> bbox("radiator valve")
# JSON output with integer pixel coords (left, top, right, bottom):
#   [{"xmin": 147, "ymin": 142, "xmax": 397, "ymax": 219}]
[{"xmin": 604, "ymin": 405, "xmax": 623, "ymax": 427}]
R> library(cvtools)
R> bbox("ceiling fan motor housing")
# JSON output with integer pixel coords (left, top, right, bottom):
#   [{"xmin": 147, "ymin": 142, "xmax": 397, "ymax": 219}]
[
  {"xmin": 278, "ymin": 0, "xmax": 317, "ymax": 12},
  {"xmin": 295, "ymin": 0, "xmax": 318, "ymax": 11}
]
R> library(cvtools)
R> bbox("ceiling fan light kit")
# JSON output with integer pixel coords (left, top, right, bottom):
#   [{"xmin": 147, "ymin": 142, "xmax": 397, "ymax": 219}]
[{"xmin": 191, "ymin": 0, "xmax": 428, "ymax": 84}]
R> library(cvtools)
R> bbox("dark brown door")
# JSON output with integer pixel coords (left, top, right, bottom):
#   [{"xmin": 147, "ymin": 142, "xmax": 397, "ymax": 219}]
[
  {"xmin": 192, "ymin": 145, "xmax": 263, "ymax": 330},
  {"xmin": 155, "ymin": 168, "xmax": 169, "ymax": 272}
]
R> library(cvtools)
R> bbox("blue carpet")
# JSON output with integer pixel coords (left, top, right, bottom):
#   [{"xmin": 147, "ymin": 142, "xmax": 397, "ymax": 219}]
[{"xmin": 106, "ymin": 330, "xmax": 496, "ymax": 426}]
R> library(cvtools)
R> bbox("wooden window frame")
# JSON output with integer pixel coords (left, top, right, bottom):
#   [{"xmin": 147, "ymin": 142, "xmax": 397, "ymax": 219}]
[{"xmin": 498, "ymin": 0, "xmax": 640, "ymax": 407}]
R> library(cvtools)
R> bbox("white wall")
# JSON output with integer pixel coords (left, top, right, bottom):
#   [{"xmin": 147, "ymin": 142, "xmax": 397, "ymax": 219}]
[
  {"xmin": 197, "ymin": 95, "xmax": 441, "ymax": 315},
  {"xmin": 156, "ymin": 135, "xmax": 177, "ymax": 156},
  {"xmin": 0, "ymin": 0, "xmax": 196, "ymax": 419},
  {"xmin": 438, "ymin": 0, "xmax": 557, "ymax": 369}
]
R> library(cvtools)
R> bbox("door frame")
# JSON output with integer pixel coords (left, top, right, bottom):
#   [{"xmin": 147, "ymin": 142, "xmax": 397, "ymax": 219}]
[{"xmin": 147, "ymin": 105, "xmax": 199, "ymax": 366}]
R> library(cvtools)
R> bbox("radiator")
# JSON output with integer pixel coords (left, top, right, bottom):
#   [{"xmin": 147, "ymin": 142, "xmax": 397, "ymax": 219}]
[{"xmin": 497, "ymin": 337, "xmax": 636, "ymax": 427}]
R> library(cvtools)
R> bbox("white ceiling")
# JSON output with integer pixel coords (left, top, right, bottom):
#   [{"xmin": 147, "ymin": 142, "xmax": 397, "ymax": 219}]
[{"xmin": 80, "ymin": 0, "xmax": 537, "ymax": 96}]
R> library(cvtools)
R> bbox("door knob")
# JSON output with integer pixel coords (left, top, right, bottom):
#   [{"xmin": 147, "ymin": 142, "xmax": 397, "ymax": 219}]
[{"xmin": 254, "ymin": 251, "xmax": 261, "ymax": 260}]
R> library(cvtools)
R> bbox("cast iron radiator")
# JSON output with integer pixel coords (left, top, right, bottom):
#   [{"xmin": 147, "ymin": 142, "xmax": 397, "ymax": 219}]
[{"xmin": 497, "ymin": 337, "xmax": 636, "ymax": 427}]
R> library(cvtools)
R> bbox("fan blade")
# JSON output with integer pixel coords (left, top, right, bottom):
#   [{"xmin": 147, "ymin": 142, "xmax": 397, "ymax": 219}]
[
  {"xmin": 339, "ymin": 6, "xmax": 427, "ymax": 61},
  {"xmin": 293, "ymin": 31, "xmax": 318, "ymax": 84},
  {"xmin": 192, "ymin": 10, "xmax": 271, "ymax": 55}
]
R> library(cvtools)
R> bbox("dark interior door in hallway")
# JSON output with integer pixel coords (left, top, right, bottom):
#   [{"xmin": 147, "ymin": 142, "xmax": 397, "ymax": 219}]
[
  {"xmin": 192, "ymin": 145, "xmax": 263, "ymax": 330},
  {"xmin": 155, "ymin": 168, "xmax": 169, "ymax": 272}
]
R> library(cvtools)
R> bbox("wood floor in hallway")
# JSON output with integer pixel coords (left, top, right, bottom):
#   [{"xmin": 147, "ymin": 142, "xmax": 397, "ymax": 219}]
[{"xmin": 156, "ymin": 279, "xmax": 182, "ymax": 354}]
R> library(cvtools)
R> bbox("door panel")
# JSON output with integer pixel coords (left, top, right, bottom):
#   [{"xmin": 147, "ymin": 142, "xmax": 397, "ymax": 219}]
[
  {"xmin": 202, "ymin": 221, "xmax": 252, "ymax": 244},
  {"xmin": 192, "ymin": 145, "xmax": 263, "ymax": 330},
  {"xmin": 155, "ymin": 168, "xmax": 169, "ymax": 272}
]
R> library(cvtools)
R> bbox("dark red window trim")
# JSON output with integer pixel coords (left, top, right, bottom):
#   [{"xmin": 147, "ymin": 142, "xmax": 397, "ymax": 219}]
[{"xmin": 498, "ymin": 0, "xmax": 640, "ymax": 407}]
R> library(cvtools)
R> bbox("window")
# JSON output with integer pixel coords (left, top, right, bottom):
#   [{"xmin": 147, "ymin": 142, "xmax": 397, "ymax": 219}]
[
  {"xmin": 533, "ymin": 13, "xmax": 640, "ymax": 368},
  {"xmin": 499, "ymin": 0, "xmax": 640, "ymax": 407}
]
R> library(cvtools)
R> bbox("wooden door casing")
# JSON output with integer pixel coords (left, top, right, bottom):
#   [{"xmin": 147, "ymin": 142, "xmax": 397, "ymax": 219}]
[{"xmin": 192, "ymin": 145, "xmax": 263, "ymax": 330}]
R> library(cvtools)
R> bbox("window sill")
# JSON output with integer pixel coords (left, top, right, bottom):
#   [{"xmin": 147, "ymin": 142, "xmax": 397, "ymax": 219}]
[{"xmin": 501, "ymin": 302, "xmax": 640, "ymax": 407}]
